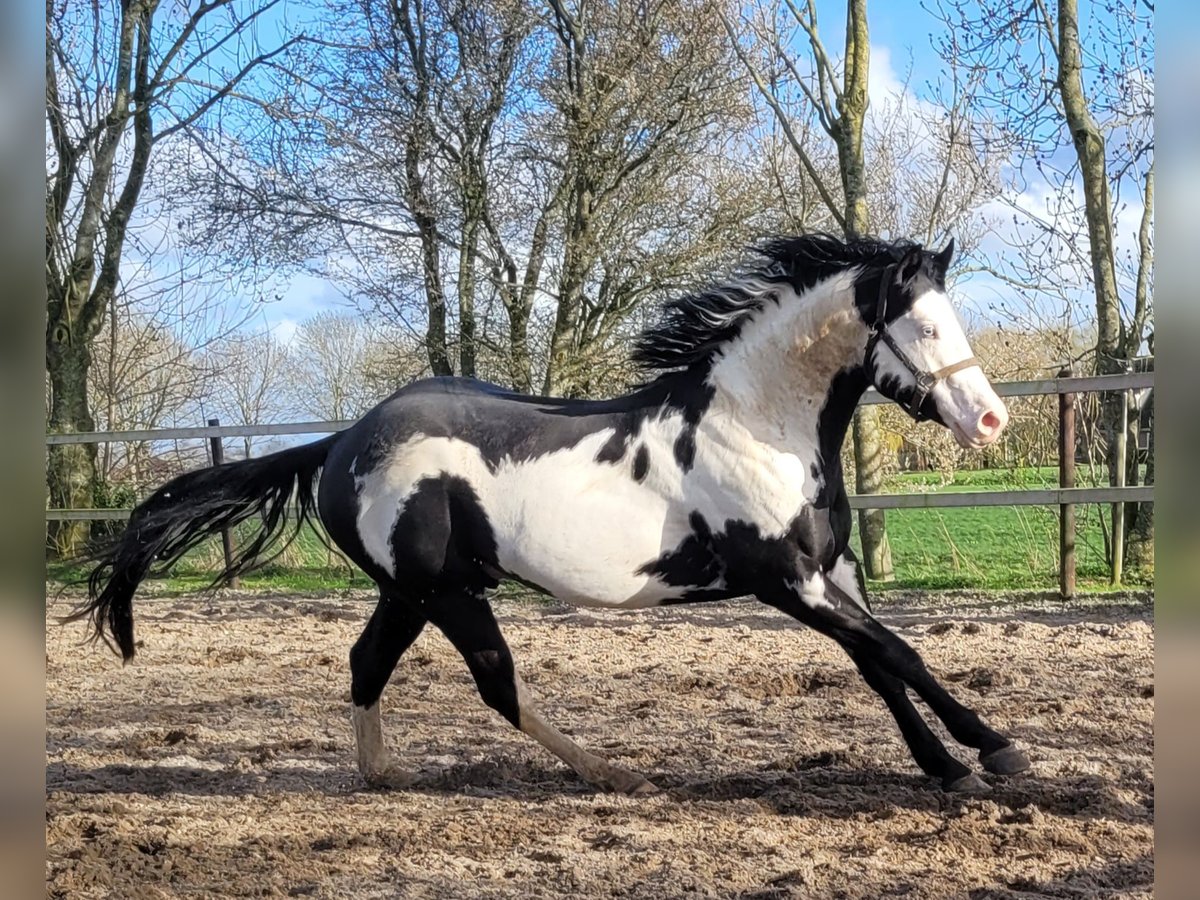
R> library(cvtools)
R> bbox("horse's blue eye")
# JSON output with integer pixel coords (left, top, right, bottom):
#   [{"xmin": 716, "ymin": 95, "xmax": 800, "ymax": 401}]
[{"xmin": 922, "ymin": 325, "xmax": 936, "ymax": 338}]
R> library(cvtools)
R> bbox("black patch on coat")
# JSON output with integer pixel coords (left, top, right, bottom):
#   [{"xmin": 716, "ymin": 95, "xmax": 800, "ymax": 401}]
[
  {"xmin": 808, "ymin": 365, "xmax": 869, "ymax": 561},
  {"xmin": 815, "ymin": 367, "xmax": 869, "ymax": 491},
  {"xmin": 638, "ymin": 511, "xmax": 723, "ymax": 588},
  {"xmin": 638, "ymin": 507, "xmax": 849, "ymax": 601},
  {"xmin": 709, "ymin": 519, "xmax": 812, "ymax": 589},
  {"xmin": 673, "ymin": 433, "xmax": 696, "ymax": 471},
  {"xmin": 786, "ymin": 506, "xmax": 839, "ymax": 568},
  {"xmin": 668, "ymin": 380, "xmax": 715, "ymax": 472},
  {"xmin": 595, "ymin": 429, "xmax": 629, "ymax": 464},
  {"xmin": 632, "ymin": 445, "xmax": 650, "ymax": 482},
  {"xmin": 386, "ymin": 474, "xmax": 500, "ymax": 598},
  {"xmin": 343, "ymin": 373, "xmax": 716, "ymax": 484}
]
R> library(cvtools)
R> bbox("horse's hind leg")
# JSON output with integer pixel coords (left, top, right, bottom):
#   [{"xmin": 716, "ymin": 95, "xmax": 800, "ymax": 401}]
[
  {"xmin": 349, "ymin": 588, "xmax": 427, "ymax": 786},
  {"xmin": 428, "ymin": 590, "xmax": 658, "ymax": 796}
]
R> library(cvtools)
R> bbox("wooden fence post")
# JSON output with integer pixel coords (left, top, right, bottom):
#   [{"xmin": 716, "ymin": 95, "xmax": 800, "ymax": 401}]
[
  {"xmin": 1111, "ymin": 369, "xmax": 1130, "ymax": 586},
  {"xmin": 1058, "ymin": 369, "xmax": 1076, "ymax": 600},
  {"xmin": 207, "ymin": 417, "xmax": 239, "ymax": 588}
]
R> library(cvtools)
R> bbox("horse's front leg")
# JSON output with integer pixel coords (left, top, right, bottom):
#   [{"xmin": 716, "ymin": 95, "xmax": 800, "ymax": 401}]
[{"xmin": 758, "ymin": 555, "xmax": 1028, "ymax": 789}]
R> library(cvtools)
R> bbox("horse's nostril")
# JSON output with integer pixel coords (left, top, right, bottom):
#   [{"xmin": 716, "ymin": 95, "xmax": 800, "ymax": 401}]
[{"xmin": 980, "ymin": 410, "xmax": 1002, "ymax": 433}]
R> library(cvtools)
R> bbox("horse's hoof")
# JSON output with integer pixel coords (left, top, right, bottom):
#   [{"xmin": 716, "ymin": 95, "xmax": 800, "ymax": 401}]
[
  {"xmin": 602, "ymin": 767, "xmax": 659, "ymax": 796},
  {"xmin": 626, "ymin": 777, "xmax": 660, "ymax": 797},
  {"xmin": 945, "ymin": 772, "xmax": 991, "ymax": 793},
  {"xmin": 980, "ymin": 744, "xmax": 1030, "ymax": 776}
]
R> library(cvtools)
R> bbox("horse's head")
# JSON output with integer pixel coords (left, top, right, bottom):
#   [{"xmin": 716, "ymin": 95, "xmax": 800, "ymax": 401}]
[{"xmin": 859, "ymin": 240, "xmax": 1008, "ymax": 449}]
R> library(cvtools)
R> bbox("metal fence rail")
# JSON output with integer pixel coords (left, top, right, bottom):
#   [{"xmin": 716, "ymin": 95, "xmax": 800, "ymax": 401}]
[
  {"xmin": 43, "ymin": 372, "xmax": 1156, "ymax": 446},
  {"xmin": 848, "ymin": 485, "xmax": 1153, "ymax": 509}
]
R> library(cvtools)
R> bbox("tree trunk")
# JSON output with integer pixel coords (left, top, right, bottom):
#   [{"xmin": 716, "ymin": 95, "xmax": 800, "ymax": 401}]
[
  {"xmin": 415, "ymin": 220, "xmax": 452, "ymax": 377},
  {"xmin": 853, "ymin": 406, "xmax": 894, "ymax": 580},
  {"xmin": 405, "ymin": 125, "xmax": 453, "ymax": 377},
  {"xmin": 843, "ymin": 0, "xmax": 893, "ymax": 580},
  {"xmin": 508, "ymin": 301, "xmax": 532, "ymax": 393},
  {"xmin": 545, "ymin": 280, "xmax": 580, "ymax": 396},
  {"xmin": 46, "ymin": 307, "xmax": 98, "ymax": 555},
  {"xmin": 545, "ymin": 184, "xmax": 592, "ymax": 396},
  {"xmin": 458, "ymin": 215, "xmax": 479, "ymax": 379},
  {"xmin": 1057, "ymin": 0, "xmax": 1121, "ymax": 376},
  {"xmin": 1056, "ymin": 0, "xmax": 1136, "ymax": 573}
]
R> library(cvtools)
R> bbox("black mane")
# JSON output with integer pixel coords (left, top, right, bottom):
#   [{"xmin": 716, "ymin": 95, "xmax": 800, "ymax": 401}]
[{"xmin": 632, "ymin": 232, "xmax": 919, "ymax": 374}]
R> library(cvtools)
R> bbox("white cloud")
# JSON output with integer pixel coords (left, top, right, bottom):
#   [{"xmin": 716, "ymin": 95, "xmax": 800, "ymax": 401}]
[
  {"xmin": 867, "ymin": 44, "xmax": 906, "ymax": 109},
  {"xmin": 270, "ymin": 317, "xmax": 300, "ymax": 346}
]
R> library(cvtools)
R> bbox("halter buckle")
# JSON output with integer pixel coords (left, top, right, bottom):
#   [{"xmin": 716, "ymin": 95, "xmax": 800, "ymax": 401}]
[{"xmin": 909, "ymin": 372, "xmax": 937, "ymax": 418}]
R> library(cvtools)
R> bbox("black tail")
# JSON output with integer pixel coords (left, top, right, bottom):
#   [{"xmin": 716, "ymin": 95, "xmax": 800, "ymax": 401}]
[{"xmin": 63, "ymin": 434, "xmax": 338, "ymax": 662}]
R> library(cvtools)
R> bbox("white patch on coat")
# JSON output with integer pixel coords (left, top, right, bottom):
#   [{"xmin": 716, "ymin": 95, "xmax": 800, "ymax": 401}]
[
  {"xmin": 708, "ymin": 269, "xmax": 866, "ymax": 461},
  {"xmin": 353, "ymin": 269, "xmax": 876, "ymax": 608},
  {"xmin": 827, "ymin": 554, "xmax": 869, "ymax": 611},
  {"xmin": 783, "ymin": 575, "xmax": 835, "ymax": 611}
]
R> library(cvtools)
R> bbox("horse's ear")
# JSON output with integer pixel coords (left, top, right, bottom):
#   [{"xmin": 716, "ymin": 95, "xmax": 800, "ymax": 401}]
[
  {"xmin": 899, "ymin": 245, "xmax": 923, "ymax": 282},
  {"xmin": 933, "ymin": 238, "xmax": 955, "ymax": 276}
]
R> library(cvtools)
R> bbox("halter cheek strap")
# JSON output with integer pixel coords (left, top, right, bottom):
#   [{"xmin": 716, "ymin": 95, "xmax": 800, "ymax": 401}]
[{"xmin": 866, "ymin": 264, "xmax": 981, "ymax": 422}]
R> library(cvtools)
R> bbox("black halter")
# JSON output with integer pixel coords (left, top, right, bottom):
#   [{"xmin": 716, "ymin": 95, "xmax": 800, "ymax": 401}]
[{"xmin": 865, "ymin": 264, "xmax": 981, "ymax": 422}]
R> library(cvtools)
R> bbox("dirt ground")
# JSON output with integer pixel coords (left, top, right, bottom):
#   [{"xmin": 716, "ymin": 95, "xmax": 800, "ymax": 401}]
[{"xmin": 46, "ymin": 588, "xmax": 1153, "ymax": 899}]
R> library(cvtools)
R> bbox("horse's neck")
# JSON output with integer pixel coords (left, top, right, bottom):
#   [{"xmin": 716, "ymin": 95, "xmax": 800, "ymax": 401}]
[{"xmin": 704, "ymin": 274, "xmax": 869, "ymax": 467}]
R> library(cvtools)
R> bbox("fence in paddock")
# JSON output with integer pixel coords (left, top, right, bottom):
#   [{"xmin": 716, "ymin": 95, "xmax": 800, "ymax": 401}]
[{"xmin": 47, "ymin": 371, "xmax": 1154, "ymax": 598}]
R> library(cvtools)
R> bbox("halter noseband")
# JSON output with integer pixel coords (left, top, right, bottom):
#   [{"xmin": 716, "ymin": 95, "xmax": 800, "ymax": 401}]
[{"xmin": 865, "ymin": 264, "xmax": 981, "ymax": 422}]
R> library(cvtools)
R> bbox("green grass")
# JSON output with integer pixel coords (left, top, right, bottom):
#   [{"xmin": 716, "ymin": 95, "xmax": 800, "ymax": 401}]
[
  {"xmin": 47, "ymin": 466, "xmax": 1151, "ymax": 595},
  {"xmin": 46, "ymin": 526, "xmax": 371, "ymax": 596},
  {"xmin": 848, "ymin": 466, "xmax": 1151, "ymax": 592}
]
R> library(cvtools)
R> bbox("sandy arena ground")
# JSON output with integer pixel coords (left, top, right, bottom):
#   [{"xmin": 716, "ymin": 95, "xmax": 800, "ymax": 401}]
[{"xmin": 46, "ymin": 588, "xmax": 1153, "ymax": 899}]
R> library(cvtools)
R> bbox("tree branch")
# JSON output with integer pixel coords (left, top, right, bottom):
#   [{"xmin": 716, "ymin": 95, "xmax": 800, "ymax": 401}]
[{"xmin": 718, "ymin": 8, "xmax": 846, "ymax": 233}]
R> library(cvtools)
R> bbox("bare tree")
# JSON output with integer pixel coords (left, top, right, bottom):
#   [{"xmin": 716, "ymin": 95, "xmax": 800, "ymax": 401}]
[
  {"xmin": 929, "ymin": 0, "xmax": 1154, "ymax": 565},
  {"xmin": 195, "ymin": 0, "xmax": 532, "ymax": 381},
  {"xmin": 45, "ymin": 0, "xmax": 296, "ymax": 552},
  {"xmin": 287, "ymin": 312, "xmax": 395, "ymax": 421},
  {"xmin": 537, "ymin": 0, "xmax": 752, "ymax": 396},
  {"xmin": 207, "ymin": 330, "xmax": 292, "ymax": 459},
  {"xmin": 89, "ymin": 303, "xmax": 217, "ymax": 490}
]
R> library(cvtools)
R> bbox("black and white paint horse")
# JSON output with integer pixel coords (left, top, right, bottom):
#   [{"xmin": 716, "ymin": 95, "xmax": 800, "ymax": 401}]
[{"xmin": 72, "ymin": 234, "xmax": 1029, "ymax": 795}]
